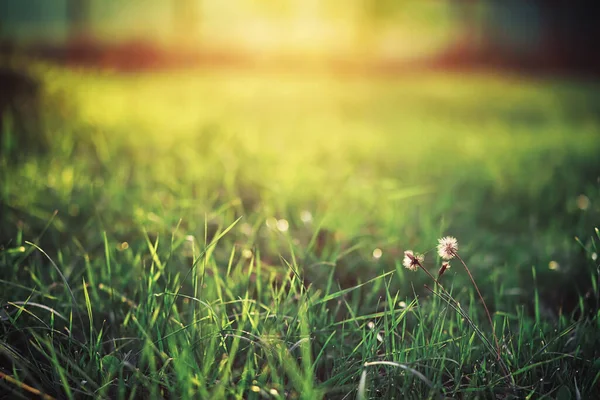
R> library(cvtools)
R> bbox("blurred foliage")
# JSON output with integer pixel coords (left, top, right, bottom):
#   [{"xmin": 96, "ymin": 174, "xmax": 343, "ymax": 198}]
[
  {"xmin": 1, "ymin": 65, "xmax": 599, "ymax": 313},
  {"xmin": 1, "ymin": 61, "xmax": 599, "ymax": 399}
]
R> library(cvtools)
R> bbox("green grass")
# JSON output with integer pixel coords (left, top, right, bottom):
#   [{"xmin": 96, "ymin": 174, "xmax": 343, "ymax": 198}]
[{"xmin": 1, "ymin": 64, "xmax": 600, "ymax": 399}]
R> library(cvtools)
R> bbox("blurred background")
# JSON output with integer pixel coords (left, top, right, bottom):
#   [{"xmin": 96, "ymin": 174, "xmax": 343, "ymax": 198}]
[
  {"xmin": 1, "ymin": 0, "xmax": 599, "ymax": 73},
  {"xmin": 1, "ymin": 1, "xmax": 599, "ymax": 312}
]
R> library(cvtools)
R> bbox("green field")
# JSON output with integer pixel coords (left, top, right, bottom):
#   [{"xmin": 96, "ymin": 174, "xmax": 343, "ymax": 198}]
[{"xmin": 1, "ymin": 65, "xmax": 600, "ymax": 399}]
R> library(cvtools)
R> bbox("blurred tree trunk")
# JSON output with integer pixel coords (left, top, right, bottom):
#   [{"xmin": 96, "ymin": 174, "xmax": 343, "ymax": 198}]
[{"xmin": 451, "ymin": 0, "xmax": 600, "ymax": 74}]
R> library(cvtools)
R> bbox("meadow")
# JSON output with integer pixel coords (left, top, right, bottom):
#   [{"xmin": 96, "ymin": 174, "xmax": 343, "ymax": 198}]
[{"xmin": 1, "ymin": 64, "xmax": 600, "ymax": 399}]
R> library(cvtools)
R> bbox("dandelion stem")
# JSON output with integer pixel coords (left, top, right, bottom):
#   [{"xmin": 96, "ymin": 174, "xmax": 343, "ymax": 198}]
[
  {"xmin": 455, "ymin": 253, "xmax": 501, "ymax": 360},
  {"xmin": 424, "ymin": 284, "xmax": 514, "ymax": 388},
  {"xmin": 417, "ymin": 263, "xmax": 443, "ymax": 288}
]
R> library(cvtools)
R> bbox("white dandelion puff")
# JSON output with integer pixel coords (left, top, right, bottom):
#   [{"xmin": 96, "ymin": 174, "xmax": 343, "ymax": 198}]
[
  {"xmin": 403, "ymin": 250, "xmax": 424, "ymax": 271},
  {"xmin": 437, "ymin": 236, "xmax": 458, "ymax": 260}
]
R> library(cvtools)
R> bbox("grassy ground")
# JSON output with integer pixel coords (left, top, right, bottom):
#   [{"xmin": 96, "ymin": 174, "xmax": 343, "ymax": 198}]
[{"xmin": 1, "ymin": 64, "xmax": 600, "ymax": 399}]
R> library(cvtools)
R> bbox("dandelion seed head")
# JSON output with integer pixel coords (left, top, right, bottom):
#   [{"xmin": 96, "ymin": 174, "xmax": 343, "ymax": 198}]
[
  {"xmin": 403, "ymin": 250, "xmax": 424, "ymax": 271},
  {"xmin": 437, "ymin": 236, "xmax": 458, "ymax": 260}
]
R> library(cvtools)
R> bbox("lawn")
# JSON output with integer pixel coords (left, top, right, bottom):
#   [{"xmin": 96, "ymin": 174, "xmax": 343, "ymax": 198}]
[{"xmin": 1, "ymin": 64, "xmax": 600, "ymax": 399}]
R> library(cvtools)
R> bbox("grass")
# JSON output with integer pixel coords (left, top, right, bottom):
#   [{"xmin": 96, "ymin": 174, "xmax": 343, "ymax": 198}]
[{"xmin": 1, "ymin": 63, "xmax": 600, "ymax": 399}]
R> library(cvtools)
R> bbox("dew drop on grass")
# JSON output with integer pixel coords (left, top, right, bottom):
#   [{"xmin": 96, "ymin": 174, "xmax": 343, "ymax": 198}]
[
  {"xmin": 592, "ymin": 252, "xmax": 598, "ymax": 261},
  {"xmin": 266, "ymin": 217, "xmax": 277, "ymax": 229},
  {"xmin": 242, "ymin": 249, "xmax": 253, "ymax": 259},
  {"xmin": 240, "ymin": 223, "xmax": 253, "ymax": 236},
  {"xmin": 372, "ymin": 248, "xmax": 383, "ymax": 259},
  {"xmin": 68, "ymin": 203, "xmax": 80, "ymax": 216},
  {"xmin": 576, "ymin": 194, "xmax": 590, "ymax": 210},
  {"xmin": 276, "ymin": 219, "xmax": 289, "ymax": 232},
  {"xmin": 300, "ymin": 210, "xmax": 313, "ymax": 223}
]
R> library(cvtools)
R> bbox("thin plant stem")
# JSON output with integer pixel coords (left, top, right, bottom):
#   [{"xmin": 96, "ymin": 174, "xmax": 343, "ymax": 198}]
[
  {"xmin": 411, "ymin": 252, "xmax": 512, "ymax": 387},
  {"xmin": 424, "ymin": 285, "xmax": 514, "ymax": 388},
  {"xmin": 417, "ymin": 263, "xmax": 442, "ymax": 288},
  {"xmin": 455, "ymin": 253, "xmax": 501, "ymax": 360}
]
